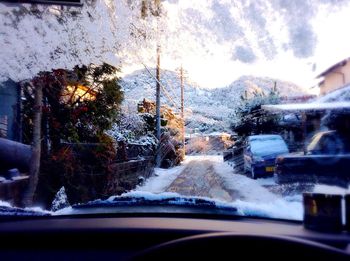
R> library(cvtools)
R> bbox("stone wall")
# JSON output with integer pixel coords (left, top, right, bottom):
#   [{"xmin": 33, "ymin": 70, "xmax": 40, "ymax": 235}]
[
  {"xmin": 63, "ymin": 157, "xmax": 154, "ymax": 205},
  {"xmin": 105, "ymin": 158, "xmax": 154, "ymax": 195}
]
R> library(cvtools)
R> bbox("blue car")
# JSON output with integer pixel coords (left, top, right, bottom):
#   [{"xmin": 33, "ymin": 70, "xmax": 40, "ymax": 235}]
[{"xmin": 243, "ymin": 135, "xmax": 289, "ymax": 179}]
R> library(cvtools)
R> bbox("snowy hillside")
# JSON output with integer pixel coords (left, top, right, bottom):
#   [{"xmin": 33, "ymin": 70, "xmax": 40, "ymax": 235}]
[{"xmin": 121, "ymin": 69, "xmax": 306, "ymax": 133}]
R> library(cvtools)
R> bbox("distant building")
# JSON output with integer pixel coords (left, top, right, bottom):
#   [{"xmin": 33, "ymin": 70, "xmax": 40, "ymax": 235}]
[{"xmin": 317, "ymin": 57, "xmax": 350, "ymax": 95}]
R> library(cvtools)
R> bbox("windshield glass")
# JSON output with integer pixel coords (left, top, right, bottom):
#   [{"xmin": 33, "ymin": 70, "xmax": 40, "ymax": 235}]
[
  {"xmin": 250, "ymin": 135, "xmax": 289, "ymax": 157},
  {"xmin": 1, "ymin": 0, "xmax": 350, "ymax": 221},
  {"xmin": 307, "ymin": 131, "xmax": 350, "ymax": 154}
]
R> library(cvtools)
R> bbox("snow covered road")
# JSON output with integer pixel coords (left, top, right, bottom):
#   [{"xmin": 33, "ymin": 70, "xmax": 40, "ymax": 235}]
[
  {"xmin": 166, "ymin": 159, "xmax": 232, "ymax": 201},
  {"xmin": 133, "ymin": 155, "xmax": 304, "ymax": 220}
]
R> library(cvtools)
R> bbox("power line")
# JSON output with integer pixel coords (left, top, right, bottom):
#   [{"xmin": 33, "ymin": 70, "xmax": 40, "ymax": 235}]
[
  {"xmin": 142, "ymin": 80, "xmax": 179, "ymax": 111},
  {"xmin": 140, "ymin": 62, "xmax": 180, "ymax": 109},
  {"xmin": 160, "ymin": 84, "xmax": 180, "ymax": 109},
  {"xmin": 130, "ymin": 41, "xmax": 180, "ymax": 110},
  {"xmin": 161, "ymin": 71, "xmax": 180, "ymax": 101}
]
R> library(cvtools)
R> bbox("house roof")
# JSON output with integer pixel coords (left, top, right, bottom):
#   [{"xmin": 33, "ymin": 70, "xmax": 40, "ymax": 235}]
[{"xmin": 316, "ymin": 57, "xmax": 350, "ymax": 78}]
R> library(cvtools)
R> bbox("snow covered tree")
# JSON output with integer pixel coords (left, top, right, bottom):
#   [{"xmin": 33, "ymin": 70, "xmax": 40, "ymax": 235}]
[
  {"xmin": 22, "ymin": 63, "xmax": 124, "ymax": 147},
  {"xmin": 21, "ymin": 63, "xmax": 123, "ymax": 207},
  {"xmin": 231, "ymin": 83, "xmax": 281, "ymax": 137}
]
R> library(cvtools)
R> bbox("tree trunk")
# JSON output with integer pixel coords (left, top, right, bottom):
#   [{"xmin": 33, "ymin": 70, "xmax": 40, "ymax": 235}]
[{"xmin": 23, "ymin": 83, "xmax": 43, "ymax": 207}]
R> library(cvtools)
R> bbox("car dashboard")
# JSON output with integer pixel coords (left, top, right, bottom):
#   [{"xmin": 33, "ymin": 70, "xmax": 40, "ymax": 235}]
[{"xmin": 0, "ymin": 213, "xmax": 349, "ymax": 260}]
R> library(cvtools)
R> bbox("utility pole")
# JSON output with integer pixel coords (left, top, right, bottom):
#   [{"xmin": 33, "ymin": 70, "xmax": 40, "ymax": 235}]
[
  {"xmin": 180, "ymin": 66, "xmax": 185, "ymax": 157},
  {"xmin": 155, "ymin": 45, "xmax": 161, "ymax": 166}
]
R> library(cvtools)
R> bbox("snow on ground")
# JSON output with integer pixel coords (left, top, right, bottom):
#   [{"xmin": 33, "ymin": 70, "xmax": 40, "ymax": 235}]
[
  {"xmin": 56, "ymin": 155, "xmax": 350, "ymax": 221},
  {"xmin": 211, "ymin": 156, "xmax": 303, "ymax": 220},
  {"xmin": 58, "ymin": 156, "xmax": 349, "ymax": 220},
  {"xmin": 133, "ymin": 165, "xmax": 185, "ymax": 194},
  {"xmin": 133, "ymin": 165, "xmax": 184, "ymax": 194},
  {"xmin": 213, "ymin": 159, "xmax": 277, "ymax": 203},
  {"xmin": 134, "ymin": 155, "xmax": 223, "ymax": 193},
  {"xmin": 134, "ymin": 155, "xmax": 303, "ymax": 220}
]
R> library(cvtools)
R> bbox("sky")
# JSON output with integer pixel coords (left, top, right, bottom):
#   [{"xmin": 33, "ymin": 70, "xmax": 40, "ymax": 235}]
[{"xmin": 123, "ymin": 0, "xmax": 350, "ymax": 91}]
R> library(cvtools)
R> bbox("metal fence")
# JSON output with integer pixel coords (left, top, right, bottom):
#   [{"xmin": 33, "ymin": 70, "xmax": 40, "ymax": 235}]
[{"xmin": 223, "ymin": 145, "xmax": 244, "ymax": 172}]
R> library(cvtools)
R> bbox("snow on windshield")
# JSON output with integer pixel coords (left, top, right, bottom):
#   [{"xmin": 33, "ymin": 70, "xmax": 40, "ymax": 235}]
[{"xmin": 0, "ymin": 200, "xmax": 51, "ymax": 216}]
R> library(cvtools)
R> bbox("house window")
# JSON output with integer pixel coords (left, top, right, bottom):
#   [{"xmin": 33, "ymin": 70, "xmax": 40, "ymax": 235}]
[{"xmin": 61, "ymin": 85, "xmax": 97, "ymax": 103}]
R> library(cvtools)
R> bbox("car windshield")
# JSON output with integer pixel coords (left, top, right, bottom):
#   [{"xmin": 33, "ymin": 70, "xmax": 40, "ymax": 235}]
[
  {"xmin": 250, "ymin": 136, "xmax": 289, "ymax": 157},
  {"xmin": 1, "ymin": 0, "xmax": 350, "ymax": 222},
  {"xmin": 307, "ymin": 131, "xmax": 350, "ymax": 154}
]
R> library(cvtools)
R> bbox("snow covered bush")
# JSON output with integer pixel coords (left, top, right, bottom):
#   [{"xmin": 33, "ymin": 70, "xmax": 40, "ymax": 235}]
[
  {"xmin": 107, "ymin": 108, "xmax": 158, "ymax": 146},
  {"xmin": 108, "ymin": 112, "xmax": 147, "ymax": 142}
]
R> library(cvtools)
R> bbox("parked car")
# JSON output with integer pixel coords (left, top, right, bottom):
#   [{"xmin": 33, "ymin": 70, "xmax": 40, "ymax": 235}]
[
  {"xmin": 274, "ymin": 130, "xmax": 350, "ymax": 186},
  {"xmin": 243, "ymin": 135, "xmax": 289, "ymax": 179}
]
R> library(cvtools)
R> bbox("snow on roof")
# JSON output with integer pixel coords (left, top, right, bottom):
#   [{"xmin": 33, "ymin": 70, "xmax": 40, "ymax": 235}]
[
  {"xmin": 263, "ymin": 82, "xmax": 350, "ymax": 112},
  {"xmin": 262, "ymin": 101, "xmax": 350, "ymax": 112},
  {"xmin": 316, "ymin": 84, "xmax": 350, "ymax": 103}
]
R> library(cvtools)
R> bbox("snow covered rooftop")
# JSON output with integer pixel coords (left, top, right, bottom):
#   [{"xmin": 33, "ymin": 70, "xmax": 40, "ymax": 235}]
[
  {"xmin": 316, "ymin": 84, "xmax": 350, "ymax": 103},
  {"xmin": 263, "ymin": 84, "xmax": 350, "ymax": 112},
  {"xmin": 262, "ymin": 101, "xmax": 350, "ymax": 112}
]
